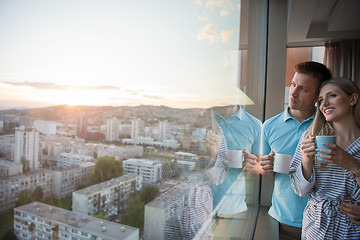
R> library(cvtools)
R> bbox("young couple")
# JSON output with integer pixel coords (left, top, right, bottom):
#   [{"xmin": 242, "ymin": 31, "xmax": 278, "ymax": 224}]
[{"xmin": 257, "ymin": 61, "xmax": 360, "ymax": 239}]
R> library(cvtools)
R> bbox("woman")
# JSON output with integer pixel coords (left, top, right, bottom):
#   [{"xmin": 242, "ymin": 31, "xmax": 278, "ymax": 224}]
[{"xmin": 289, "ymin": 77, "xmax": 360, "ymax": 239}]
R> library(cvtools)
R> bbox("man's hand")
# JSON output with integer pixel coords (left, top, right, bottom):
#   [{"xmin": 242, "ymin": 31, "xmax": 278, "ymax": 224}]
[
  {"xmin": 260, "ymin": 152, "xmax": 275, "ymax": 177},
  {"xmin": 337, "ymin": 201, "xmax": 360, "ymax": 226},
  {"xmin": 242, "ymin": 149, "xmax": 257, "ymax": 171}
]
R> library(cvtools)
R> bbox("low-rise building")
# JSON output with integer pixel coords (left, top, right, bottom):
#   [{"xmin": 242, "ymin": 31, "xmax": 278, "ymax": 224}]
[
  {"xmin": 0, "ymin": 162, "xmax": 95, "ymax": 213},
  {"xmin": 14, "ymin": 201, "xmax": 139, "ymax": 240},
  {"xmin": 52, "ymin": 162, "xmax": 95, "ymax": 199},
  {"xmin": 33, "ymin": 120, "xmax": 57, "ymax": 135},
  {"xmin": 0, "ymin": 159, "xmax": 23, "ymax": 177},
  {"xmin": 56, "ymin": 152, "xmax": 94, "ymax": 168},
  {"xmin": 0, "ymin": 170, "xmax": 53, "ymax": 213},
  {"xmin": 123, "ymin": 159, "xmax": 162, "ymax": 183},
  {"xmin": 0, "ymin": 134, "xmax": 15, "ymax": 160},
  {"xmin": 97, "ymin": 145, "xmax": 143, "ymax": 161},
  {"xmin": 72, "ymin": 175, "xmax": 142, "ymax": 219}
]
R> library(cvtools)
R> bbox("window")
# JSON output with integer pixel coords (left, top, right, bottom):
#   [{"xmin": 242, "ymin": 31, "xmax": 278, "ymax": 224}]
[{"xmin": 2, "ymin": 0, "xmax": 360, "ymax": 240}]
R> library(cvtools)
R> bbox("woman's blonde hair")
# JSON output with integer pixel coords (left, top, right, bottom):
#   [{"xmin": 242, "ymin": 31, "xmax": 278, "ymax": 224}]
[{"xmin": 304, "ymin": 77, "xmax": 360, "ymax": 139}]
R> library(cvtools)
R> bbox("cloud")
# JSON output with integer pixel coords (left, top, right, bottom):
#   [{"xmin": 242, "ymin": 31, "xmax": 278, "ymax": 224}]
[
  {"xmin": 143, "ymin": 95, "xmax": 166, "ymax": 100},
  {"xmin": 197, "ymin": 24, "xmax": 218, "ymax": 42},
  {"xmin": 32, "ymin": 32, "xmax": 69, "ymax": 40},
  {"xmin": 197, "ymin": 15, "xmax": 210, "ymax": 21},
  {"xmin": 125, "ymin": 89, "xmax": 138, "ymax": 95},
  {"xmin": 220, "ymin": 9, "xmax": 230, "ymax": 16},
  {"xmin": 205, "ymin": 0, "xmax": 234, "ymax": 9},
  {"xmin": 221, "ymin": 29, "xmax": 234, "ymax": 43},
  {"xmin": 2, "ymin": 81, "xmax": 121, "ymax": 91},
  {"xmin": 192, "ymin": 0, "xmax": 202, "ymax": 6}
]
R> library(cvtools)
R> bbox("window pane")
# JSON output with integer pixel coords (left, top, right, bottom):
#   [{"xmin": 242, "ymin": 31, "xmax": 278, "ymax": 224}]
[{"xmin": 0, "ymin": 0, "xmax": 268, "ymax": 239}]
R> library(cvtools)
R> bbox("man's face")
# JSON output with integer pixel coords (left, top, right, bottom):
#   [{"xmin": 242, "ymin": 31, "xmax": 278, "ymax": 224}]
[{"xmin": 288, "ymin": 72, "xmax": 319, "ymax": 111}]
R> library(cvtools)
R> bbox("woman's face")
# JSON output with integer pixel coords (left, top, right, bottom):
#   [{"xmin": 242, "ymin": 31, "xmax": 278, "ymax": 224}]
[{"xmin": 318, "ymin": 83, "xmax": 355, "ymax": 122}]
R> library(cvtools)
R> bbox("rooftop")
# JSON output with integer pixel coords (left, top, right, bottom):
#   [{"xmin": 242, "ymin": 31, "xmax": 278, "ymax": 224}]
[
  {"xmin": 74, "ymin": 174, "xmax": 141, "ymax": 195},
  {"xmin": 15, "ymin": 201, "xmax": 139, "ymax": 240}
]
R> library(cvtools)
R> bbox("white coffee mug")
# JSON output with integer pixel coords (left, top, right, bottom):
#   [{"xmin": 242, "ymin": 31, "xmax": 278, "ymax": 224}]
[
  {"xmin": 273, "ymin": 153, "xmax": 291, "ymax": 174},
  {"xmin": 227, "ymin": 150, "xmax": 244, "ymax": 168}
]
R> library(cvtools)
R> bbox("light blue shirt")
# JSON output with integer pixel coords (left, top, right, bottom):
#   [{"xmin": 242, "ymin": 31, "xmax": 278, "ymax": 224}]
[
  {"xmin": 262, "ymin": 108, "xmax": 314, "ymax": 227},
  {"xmin": 212, "ymin": 107, "xmax": 261, "ymax": 215}
]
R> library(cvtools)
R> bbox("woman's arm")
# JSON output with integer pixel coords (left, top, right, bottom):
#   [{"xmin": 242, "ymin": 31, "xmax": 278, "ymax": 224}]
[
  {"xmin": 318, "ymin": 142, "xmax": 360, "ymax": 185},
  {"xmin": 289, "ymin": 137, "xmax": 316, "ymax": 197}
]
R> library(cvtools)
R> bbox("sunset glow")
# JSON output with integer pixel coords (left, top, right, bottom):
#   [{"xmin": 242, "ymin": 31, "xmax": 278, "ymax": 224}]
[{"xmin": 0, "ymin": 0, "xmax": 245, "ymax": 110}]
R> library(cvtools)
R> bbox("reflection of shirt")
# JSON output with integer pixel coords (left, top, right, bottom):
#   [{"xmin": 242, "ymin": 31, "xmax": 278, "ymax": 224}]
[
  {"xmin": 212, "ymin": 107, "xmax": 261, "ymax": 215},
  {"xmin": 290, "ymin": 137, "xmax": 360, "ymax": 239},
  {"xmin": 262, "ymin": 108, "xmax": 314, "ymax": 227}
]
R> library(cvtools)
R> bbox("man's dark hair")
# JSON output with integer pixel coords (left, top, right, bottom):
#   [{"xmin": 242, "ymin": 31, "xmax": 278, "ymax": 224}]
[{"xmin": 295, "ymin": 61, "xmax": 332, "ymax": 88}]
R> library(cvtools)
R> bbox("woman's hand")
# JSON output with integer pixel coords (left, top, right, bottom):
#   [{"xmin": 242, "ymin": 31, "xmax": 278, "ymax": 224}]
[
  {"xmin": 301, "ymin": 136, "xmax": 316, "ymax": 164},
  {"xmin": 301, "ymin": 136, "xmax": 316, "ymax": 180},
  {"xmin": 318, "ymin": 142, "xmax": 360, "ymax": 172}
]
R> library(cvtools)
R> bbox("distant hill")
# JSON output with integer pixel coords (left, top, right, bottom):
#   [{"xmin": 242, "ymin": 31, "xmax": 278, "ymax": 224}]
[{"xmin": 0, "ymin": 105, "xmax": 216, "ymax": 128}]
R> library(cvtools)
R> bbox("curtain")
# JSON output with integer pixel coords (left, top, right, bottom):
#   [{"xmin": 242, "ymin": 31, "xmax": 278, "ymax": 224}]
[{"xmin": 324, "ymin": 39, "xmax": 360, "ymax": 86}]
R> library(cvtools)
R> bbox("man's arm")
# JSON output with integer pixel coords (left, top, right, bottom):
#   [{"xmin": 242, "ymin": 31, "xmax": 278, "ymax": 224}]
[{"xmin": 337, "ymin": 201, "xmax": 360, "ymax": 226}]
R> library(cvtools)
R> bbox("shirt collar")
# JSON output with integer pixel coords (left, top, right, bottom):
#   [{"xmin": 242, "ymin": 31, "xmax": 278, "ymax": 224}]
[
  {"xmin": 283, "ymin": 107, "xmax": 316, "ymax": 122},
  {"xmin": 215, "ymin": 105, "xmax": 242, "ymax": 121}
]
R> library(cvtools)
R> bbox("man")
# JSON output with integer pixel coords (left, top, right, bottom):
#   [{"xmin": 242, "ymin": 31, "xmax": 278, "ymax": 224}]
[
  {"xmin": 260, "ymin": 61, "xmax": 331, "ymax": 239},
  {"xmin": 210, "ymin": 105, "xmax": 261, "ymax": 215}
]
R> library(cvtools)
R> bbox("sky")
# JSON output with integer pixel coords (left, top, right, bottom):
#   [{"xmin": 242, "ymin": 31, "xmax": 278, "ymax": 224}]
[{"xmin": 0, "ymin": 0, "xmax": 248, "ymax": 110}]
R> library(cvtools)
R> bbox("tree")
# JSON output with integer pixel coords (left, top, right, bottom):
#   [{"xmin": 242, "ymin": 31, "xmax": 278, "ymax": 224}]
[
  {"xmin": 90, "ymin": 156, "xmax": 123, "ymax": 184},
  {"xmin": 138, "ymin": 185, "xmax": 159, "ymax": 204},
  {"xmin": 32, "ymin": 186, "xmax": 43, "ymax": 201},
  {"xmin": 16, "ymin": 189, "xmax": 32, "ymax": 207},
  {"xmin": 121, "ymin": 195, "xmax": 144, "ymax": 229},
  {"xmin": 92, "ymin": 213, "xmax": 106, "ymax": 220},
  {"xmin": 1, "ymin": 229, "xmax": 17, "ymax": 240},
  {"xmin": 21, "ymin": 156, "xmax": 30, "ymax": 173}
]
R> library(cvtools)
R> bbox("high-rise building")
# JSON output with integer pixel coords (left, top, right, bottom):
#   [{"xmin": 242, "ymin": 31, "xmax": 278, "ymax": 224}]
[
  {"xmin": 158, "ymin": 120, "xmax": 168, "ymax": 141},
  {"xmin": 106, "ymin": 117, "xmax": 120, "ymax": 142},
  {"xmin": 14, "ymin": 128, "xmax": 42, "ymax": 171},
  {"xmin": 14, "ymin": 201, "xmax": 139, "ymax": 240},
  {"xmin": 77, "ymin": 112, "xmax": 88, "ymax": 138},
  {"xmin": 131, "ymin": 119, "xmax": 144, "ymax": 139}
]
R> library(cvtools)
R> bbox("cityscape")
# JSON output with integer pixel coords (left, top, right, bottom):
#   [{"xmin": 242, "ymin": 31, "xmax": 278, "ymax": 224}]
[
  {"xmin": 0, "ymin": 104, "xmax": 228, "ymax": 240},
  {"xmin": 0, "ymin": 0, "xmax": 243, "ymax": 239}
]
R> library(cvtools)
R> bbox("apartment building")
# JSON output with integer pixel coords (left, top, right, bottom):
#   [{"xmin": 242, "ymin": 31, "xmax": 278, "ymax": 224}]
[
  {"xmin": 77, "ymin": 112, "xmax": 88, "ymax": 138},
  {"xmin": 123, "ymin": 159, "xmax": 162, "ymax": 183},
  {"xmin": 106, "ymin": 117, "xmax": 120, "ymax": 142},
  {"xmin": 14, "ymin": 201, "xmax": 139, "ymax": 240},
  {"xmin": 0, "ymin": 159, "xmax": 23, "ymax": 177},
  {"xmin": 143, "ymin": 181, "xmax": 213, "ymax": 240},
  {"xmin": 97, "ymin": 145, "xmax": 143, "ymax": 161},
  {"xmin": 0, "ymin": 134, "xmax": 15, "ymax": 160},
  {"xmin": 52, "ymin": 162, "xmax": 95, "ymax": 199},
  {"xmin": 14, "ymin": 128, "xmax": 42, "ymax": 171},
  {"xmin": 56, "ymin": 152, "xmax": 94, "ymax": 168},
  {"xmin": 175, "ymin": 151, "xmax": 200, "ymax": 169},
  {"xmin": 72, "ymin": 175, "xmax": 142, "ymax": 219},
  {"xmin": 0, "ymin": 162, "xmax": 95, "ymax": 214},
  {"xmin": 0, "ymin": 170, "xmax": 53, "ymax": 214}
]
